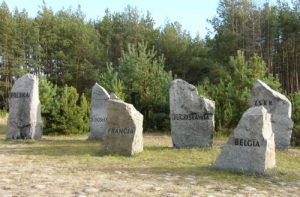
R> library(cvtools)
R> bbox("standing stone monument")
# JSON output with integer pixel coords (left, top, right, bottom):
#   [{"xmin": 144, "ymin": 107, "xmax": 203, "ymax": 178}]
[
  {"xmin": 170, "ymin": 79, "xmax": 215, "ymax": 148},
  {"xmin": 7, "ymin": 74, "xmax": 42, "ymax": 139},
  {"xmin": 103, "ymin": 99, "xmax": 143, "ymax": 156},
  {"xmin": 213, "ymin": 106, "xmax": 276, "ymax": 174},
  {"xmin": 88, "ymin": 83, "xmax": 110, "ymax": 140},
  {"xmin": 249, "ymin": 80, "xmax": 293, "ymax": 150}
]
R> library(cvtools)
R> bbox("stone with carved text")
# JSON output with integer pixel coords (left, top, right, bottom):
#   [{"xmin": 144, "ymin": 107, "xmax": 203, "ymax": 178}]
[
  {"xmin": 213, "ymin": 106, "xmax": 276, "ymax": 174},
  {"xmin": 170, "ymin": 79, "xmax": 215, "ymax": 148},
  {"xmin": 249, "ymin": 80, "xmax": 293, "ymax": 150},
  {"xmin": 103, "ymin": 99, "xmax": 143, "ymax": 156},
  {"xmin": 7, "ymin": 74, "xmax": 42, "ymax": 139},
  {"xmin": 88, "ymin": 83, "xmax": 110, "ymax": 140}
]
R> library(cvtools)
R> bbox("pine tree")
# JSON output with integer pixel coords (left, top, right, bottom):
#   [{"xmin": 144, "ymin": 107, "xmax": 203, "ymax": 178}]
[{"xmin": 118, "ymin": 42, "xmax": 172, "ymax": 130}]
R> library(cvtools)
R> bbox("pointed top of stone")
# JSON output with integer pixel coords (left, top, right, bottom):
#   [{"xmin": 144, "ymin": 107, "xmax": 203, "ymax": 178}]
[
  {"xmin": 12, "ymin": 74, "xmax": 38, "ymax": 89},
  {"xmin": 110, "ymin": 93, "xmax": 120, "ymax": 100},
  {"xmin": 171, "ymin": 78, "xmax": 198, "ymax": 93},
  {"xmin": 254, "ymin": 80, "xmax": 289, "ymax": 102},
  {"xmin": 19, "ymin": 73, "xmax": 37, "ymax": 80},
  {"xmin": 199, "ymin": 96, "xmax": 215, "ymax": 113},
  {"xmin": 92, "ymin": 83, "xmax": 109, "ymax": 100}
]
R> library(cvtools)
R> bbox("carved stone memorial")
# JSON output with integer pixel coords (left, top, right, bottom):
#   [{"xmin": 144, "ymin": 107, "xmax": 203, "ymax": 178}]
[
  {"xmin": 7, "ymin": 74, "xmax": 42, "ymax": 139},
  {"xmin": 88, "ymin": 83, "xmax": 110, "ymax": 140},
  {"xmin": 170, "ymin": 79, "xmax": 215, "ymax": 148},
  {"xmin": 249, "ymin": 80, "xmax": 293, "ymax": 150},
  {"xmin": 213, "ymin": 106, "xmax": 276, "ymax": 174},
  {"xmin": 103, "ymin": 99, "xmax": 143, "ymax": 156}
]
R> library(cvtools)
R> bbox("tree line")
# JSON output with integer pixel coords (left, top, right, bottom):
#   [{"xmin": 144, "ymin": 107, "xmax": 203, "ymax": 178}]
[{"xmin": 1, "ymin": 0, "xmax": 300, "ymax": 144}]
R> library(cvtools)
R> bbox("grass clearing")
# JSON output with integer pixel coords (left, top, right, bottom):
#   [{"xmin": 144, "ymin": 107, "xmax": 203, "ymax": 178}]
[{"xmin": 0, "ymin": 124, "xmax": 299, "ymax": 196}]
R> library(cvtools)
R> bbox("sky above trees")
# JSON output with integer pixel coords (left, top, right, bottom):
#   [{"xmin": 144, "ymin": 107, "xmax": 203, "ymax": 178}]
[{"xmin": 5, "ymin": 0, "xmax": 220, "ymax": 38}]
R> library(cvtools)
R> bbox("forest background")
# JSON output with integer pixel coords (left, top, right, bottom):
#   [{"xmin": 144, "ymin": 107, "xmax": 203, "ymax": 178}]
[{"xmin": 1, "ymin": 0, "xmax": 300, "ymax": 145}]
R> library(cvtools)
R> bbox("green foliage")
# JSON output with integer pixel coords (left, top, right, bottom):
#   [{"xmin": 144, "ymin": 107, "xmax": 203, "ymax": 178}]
[
  {"xmin": 117, "ymin": 42, "xmax": 172, "ymax": 130},
  {"xmin": 98, "ymin": 63, "xmax": 126, "ymax": 100},
  {"xmin": 79, "ymin": 93, "xmax": 89, "ymax": 133},
  {"xmin": 290, "ymin": 92, "xmax": 300, "ymax": 146},
  {"xmin": 39, "ymin": 77, "xmax": 57, "ymax": 114},
  {"xmin": 39, "ymin": 78, "xmax": 89, "ymax": 135},
  {"xmin": 198, "ymin": 51, "xmax": 281, "ymax": 133},
  {"xmin": 39, "ymin": 77, "xmax": 60, "ymax": 134},
  {"xmin": 58, "ymin": 86, "xmax": 81, "ymax": 134},
  {"xmin": 1, "ymin": 1, "xmax": 300, "ymax": 141},
  {"xmin": 96, "ymin": 6, "xmax": 158, "ymax": 65}
]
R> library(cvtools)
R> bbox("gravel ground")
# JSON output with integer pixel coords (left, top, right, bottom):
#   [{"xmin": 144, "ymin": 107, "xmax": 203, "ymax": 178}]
[{"xmin": 0, "ymin": 152, "xmax": 299, "ymax": 197}]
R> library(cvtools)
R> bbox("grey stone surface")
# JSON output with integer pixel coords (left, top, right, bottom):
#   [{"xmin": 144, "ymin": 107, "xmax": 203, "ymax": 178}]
[
  {"xmin": 169, "ymin": 79, "xmax": 215, "ymax": 148},
  {"xmin": 110, "ymin": 93, "xmax": 120, "ymax": 100},
  {"xmin": 249, "ymin": 80, "xmax": 293, "ymax": 150},
  {"xmin": 7, "ymin": 74, "xmax": 42, "ymax": 139},
  {"xmin": 103, "ymin": 99, "xmax": 143, "ymax": 156},
  {"xmin": 213, "ymin": 106, "xmax": 276, "ymax": 174},
  {"xmin": 88, "ymin": 83, "xmax": 110, "ymax": 140}
]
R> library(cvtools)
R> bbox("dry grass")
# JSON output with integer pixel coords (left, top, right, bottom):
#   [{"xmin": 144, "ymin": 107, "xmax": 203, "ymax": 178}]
[{"xmin": 0, "ymin": 124, "xmax": 299, "ymax": 196}]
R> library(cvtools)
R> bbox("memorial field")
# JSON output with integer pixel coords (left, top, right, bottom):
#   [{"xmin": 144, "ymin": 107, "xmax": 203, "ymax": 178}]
[{"xmin": 0, "ymin": 122, "xmax": 299, "ymax": 196}]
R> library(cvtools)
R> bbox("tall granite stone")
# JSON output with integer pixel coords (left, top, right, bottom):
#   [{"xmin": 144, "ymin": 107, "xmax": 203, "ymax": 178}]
[
  {"xmin": 249, "ymin": 80, "xmax": 293, "ymax": 150},
  {"xmin": 7, "ymin": 74, "xmax": 42, "ymax": 139},
  {"xmin": 213, "ymin": 106, "xmax": 276, "ymax": 174},
  {"xmin": 170, "ymin": 79, "xmax": 215, "ymax": 148},
  {"xmin": 88, "ymin": 83, "xmax": 110, "ymax": 140},
  {"xmin": 103, "ymin": 99, "xmax": 143, "ymax": 156}
]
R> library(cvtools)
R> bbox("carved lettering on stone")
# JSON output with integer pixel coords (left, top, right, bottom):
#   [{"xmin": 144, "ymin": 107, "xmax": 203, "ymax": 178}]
[
  {"xmin": 7, "ymin": 74, "xmax": 42, "ymax": 139},
  {"xmin": 88, "ymin": 83, "xmax": 110, "ymax": 140},
  {"xmin": 103, "ymin": 99, "xmax": 143, "ymax": 156},
  {"xmin": 213, "ymin": 106, "xmax": 276, "ymax": 174},
  {"xmin": 249, "ymin": 80, "xmax": 293, "ymax": 150},
  {"xmin": 170, "ymin": 79, "xmax": 215, "ymax": 148}
]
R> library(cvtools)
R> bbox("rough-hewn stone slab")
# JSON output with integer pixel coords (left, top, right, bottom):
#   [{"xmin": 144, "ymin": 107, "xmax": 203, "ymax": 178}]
[
  {"xmin": 213, "ymin": 106, "xmax": 276, "ymax": 174},
  {"xmin": 7, "ymin": 74, "xmax": 42, "ymax": 139},
  {"xmin": 103, "ymin": 100, "xmax": 143, "ymax": 156},
  {"xmin": 249, "ymin": 80, "xmax": 293, "ymax": 150},
  {"xmin": 88, "ymin": 83, "xmax": 110, "ymax": 140},
  {"xmin": 170, "ymin": 79, "xmax": 215, "ymax": 148}
]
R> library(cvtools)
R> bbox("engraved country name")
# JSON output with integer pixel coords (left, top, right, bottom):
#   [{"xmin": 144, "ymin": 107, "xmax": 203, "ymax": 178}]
[
  {"xmin": 171, "ymin": 113, "xmax": 212, "ymax": 121},
  {"xmin": 254, "ymin": 100, "xmax": 272, "ymax": 106},
  {"xmin": 9, "ymin": 92, "xmax": 30, "ymax": 98},
  {"xmin": 90, "ymin": 116, "xmax": 107, "ymax": 122},
  {"xmin": 234, "ymin": 138, "xmax": 260, "ymax": 147},
  {"xmin": 108, "ymin": 128, "xmax": 135, "ymax": 134}
]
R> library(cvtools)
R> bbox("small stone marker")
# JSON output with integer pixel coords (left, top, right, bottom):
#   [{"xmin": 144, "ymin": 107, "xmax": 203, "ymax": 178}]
[
  {"xmin": 7, "ymin": 74, "xmax": 42, "ymax": 139},
  {"xmin": 103, "ymin": 99, "xmax": 143, "ymax": 156},
  {"xmin": 213, "ymin": 106, "xmax": 276, "ymax": 174},
  {"xmin": 169, "ymin": 79, "xmax": 215, "ymax": 148},
  {"xmin": 88, "ymin": 83, "xmax": 110, "ymax": 140},
  {"xmin": 249, "ymin": 80, "xmax": 293, "ymax": 150}
]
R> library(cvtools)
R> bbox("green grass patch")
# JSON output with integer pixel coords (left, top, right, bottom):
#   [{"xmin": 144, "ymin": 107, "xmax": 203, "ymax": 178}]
[{"xmin": 0, "ymin": 124, "xmax": 299, "ymax": 190}]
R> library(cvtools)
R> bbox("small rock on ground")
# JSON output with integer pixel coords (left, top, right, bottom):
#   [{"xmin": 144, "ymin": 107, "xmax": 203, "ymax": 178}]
[{"xmin": 83, "ymin": 187, "xmax": 99, "ymax": 193}]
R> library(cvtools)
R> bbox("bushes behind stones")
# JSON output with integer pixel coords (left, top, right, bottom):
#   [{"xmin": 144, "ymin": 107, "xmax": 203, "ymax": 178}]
[
  {"xmin": 39, "ymin": 78, "xmax": 89, "ymax": 135},
  {"xmin": 290, "ymin": 92, "xmax": 300, "ymax": 146},
  {"xmin": 99, "ymin": 42, "xmax": 172, "ymax": 132},
  {"xmin": 197, "ymin": 51, "xmax": 281, "ymax": 134}
]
